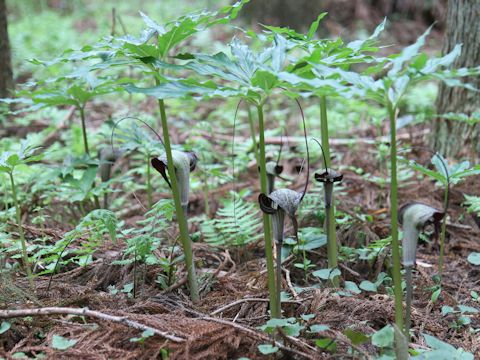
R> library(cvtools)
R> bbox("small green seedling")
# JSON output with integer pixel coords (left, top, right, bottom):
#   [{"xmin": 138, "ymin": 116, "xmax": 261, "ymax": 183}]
[
  {"xmin": 0, "ymin": 140, "xmax": 43, "ymax": 290},
  {"xmin": 398, "ymin": 202, "xmax": 444, "ymax": 336}
]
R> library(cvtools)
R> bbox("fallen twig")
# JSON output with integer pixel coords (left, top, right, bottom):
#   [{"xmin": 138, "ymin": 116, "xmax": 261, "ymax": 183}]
[
  {"xmin": 0, "ymin": 307, "xmax": 185, "ymax": 343},
  {"xmin": 211, "ymin": 297, "xmax": 301, "ymax": 316}
]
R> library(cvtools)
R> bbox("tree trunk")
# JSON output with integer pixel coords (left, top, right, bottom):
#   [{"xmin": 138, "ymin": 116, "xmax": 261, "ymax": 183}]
[
  {"xmin": 0, "ymin": 0, "xmax": 13, "ymax": 98},
  {"xmin": 431, "ymin": 0, "xmax": 480, "ymax": 160}
]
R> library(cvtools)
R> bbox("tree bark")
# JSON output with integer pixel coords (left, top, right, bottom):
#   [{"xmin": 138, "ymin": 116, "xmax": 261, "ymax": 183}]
[
  {"xmin": 0, "ymin": 0, "xmax": 13, "ymax": 98},
  {"xmin": 431, "ymin": 0, "xmax": 480, "ymax": 160}
]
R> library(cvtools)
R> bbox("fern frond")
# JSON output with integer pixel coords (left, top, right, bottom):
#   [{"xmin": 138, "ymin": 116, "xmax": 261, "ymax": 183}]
[{"xmin": 201, "ymin": 197, "xmax": 262, "ymax": 247}]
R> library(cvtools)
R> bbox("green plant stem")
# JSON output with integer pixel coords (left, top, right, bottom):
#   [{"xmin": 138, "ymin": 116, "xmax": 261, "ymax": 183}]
[
  {"xmin": 275, "ymin": 241, "xmax": 282, "ymax": 318},
  {"xmin": 247, "ymin": 105, "xmax": 260, "ymax": 164},
  {"xmin": 438, "ymin": 185, "xmax": 449, "ymax": 278},
  {"xmin": 9, "ymin": 172, "xmax": 34, "ymax": 290},
  {"xmin": 320, "ymin": 96, "xmax": 339, "ymax": 287},
  {"xmin": 146, "ymin": 152, "xmax": 152, "ymax": 209},
  {"xmin": 257, "ymin": 104, "xmax": 279, "ymax": 319},
  {"xmin": 387, "ymin": 100, "xmax": 404, "ymax": 332},
  {"xmin": 405, "ymin": 266, "xmax": 413, "ymax": 337},
  {"xmin": 79, "ymin": 105, "xmax": 90, "ymax": 157},
  {"xmin": 158, "ymin": 98, "xmax": 199, "ymax": 302},
  {"xmin": 320, "ymin": 97, "xmax": 331, "ymax": 168}
]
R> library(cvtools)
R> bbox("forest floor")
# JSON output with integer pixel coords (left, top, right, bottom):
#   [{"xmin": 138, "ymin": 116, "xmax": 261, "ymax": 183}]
[{"xmin": 1, "ymin": 113, "xmax": 479, "ymax": 359}]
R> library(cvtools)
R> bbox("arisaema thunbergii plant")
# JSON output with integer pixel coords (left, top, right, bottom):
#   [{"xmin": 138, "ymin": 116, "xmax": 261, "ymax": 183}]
[
  {"xmin": 270, "ymin": 18, "xmax": 386, "ymax": 283},
  {"xmin": 0, "ymin": 139, "xmax": 43, "ymax": 290},
  {"xmin": 258, "ymin": 137, "xmax": 309, "ymax": 317},
  {"xmin": 126, "ymin": 30, "xmax": 292, "ymax": 317},
  {"xmin": 398, "ymin": 202, "xmax": 444, "ymax": 336},
  {"xmin": 406, "ymin": 153, "xmax": 480, "ymax": 278},
  {"xmin": 298, "ymin": 24, "xmax": 479, "ymax": 331},
  {"xmin": 256, "ymin": 97, "xmax": 309, "ymax": 318},
  {"xmin": 312, "ymin": 140, "xmax": 343, "ymax": 286},
  {"xmin": 90, "ymin": 3, "xmax": 249, "ymax": 302},
  {"xmin": 2, "ymin": 70, "xmax": 121, "ymax": 158}
]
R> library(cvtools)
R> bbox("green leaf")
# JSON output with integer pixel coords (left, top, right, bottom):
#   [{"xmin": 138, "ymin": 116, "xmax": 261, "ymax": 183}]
[
  {"xmin": 315, "ymin": 338, "xmax": 337, "ymax": 352},
  {"xmin": 6, "ymin": 154, "xmax": 20, "ymax": 167},
  {"xmin": 139, "ymin": 11, "xmax": 166, "ymax": 35},
  {"xmin": 307, "ymin": 13, "xmax": 327, "ymax": 40},
  {"xmin": 372, "ymin": 325, "xmax": 394, "ymax": 348},
  {"xmin": 0, "ymin": 321, "xmax": 11, "ymax": 334},
  {"xmin": 422, "ymin": 334, "xmax": 456, "ymax": 352},
  {"xmin": 309, "ymin": 324, "xmax": 330, "ymax": 333},
  {"xmin": 344, "ymin": 281, "xmax": 361, "ymax": 294},
  {"xmin": 422, "ymin": 44, "xmax": 462, "ymax": 74},
  {"xmin": 359, "ymin": 280, "xmax": 377, "ymax": 292},
  {"xmin": 457, "ymin": 305, "xmax": 479, "ymax": 314},
  {"xmin": 258, "ymin": 344, "xmax": 279, "ymax": 354},
  {"xmin": 51, "ymin": 335, "xmax": 77, "ymax": 350},
  {"xmin": 300, "ymin": 313, "xmax": 315, "ymax": 321},
  {"xmin": 441, "ymin": 305, "xmax": 454, "ymax": 316},
  {"xmin": 251, "ymin": 70, "xmax": 277, "ymax": 92},
  {"xmin": 343, "ymin": 328, "xmax": 369, "ymax": 345},
  {"xmin": 312, "ymin": 268, "xmax": 341, "ymax": 280},
  {"xmin": 407, "ymin": 160, "xmax": 447, "ymax": 185},
  {"xmin": 467, "ymin": 252, "xmax": 480, "ymax": 265},
  {"xmin": 125, "ymin": 80, "xmax": 242, "ymax": 100},
  {"xmin": 431, "ymin": 287, "xmax": 441, "ymax": 303},
  {"xmin": 388, "ymin": 25, "xmax": 432, "ymax": 76}
]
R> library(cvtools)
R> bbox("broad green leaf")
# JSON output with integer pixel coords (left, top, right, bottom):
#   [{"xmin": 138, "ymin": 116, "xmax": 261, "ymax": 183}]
[
  {"xmin": 467, "ymin": 252, "xmax": 480, "ymax": 265},
  {"xmin": 0, "ymin": 321, "xmax": 11, "ymax": 334},
  {"xmin": 343, "ymin": 328, "xmax": 369, "ymax": 345},
  {"xmin": 441, "ymin": 305, "xmax": 454, "ymax": 316},
  {"xmin": 372, "ymin": 325, "xmax": 394, "ymax": 348},
  {"xmin": 51, "ymin": 335, "xmax": 77, "ymax": 350},
  {"xmin": 344, "ymin": 281, "xmax": 361, "ymax": 294},
  {"xmin": 312, "ymin": 268, "xmax": 341, "ymax": 280},
  {"xmin": 359, "ymin": 280, "xmax": 377, "ymax": 292},
  {"xmin": 6, "ymin": 154, "xmax": 20, "ymax": 168},
  {"xmin": 422, "ymin": 334, "xmax": 456, "ymax": 352},
  {"xmin": 315, "ymin": 338, "xmax": 337, "ymax": 352},
  {"xmin": 258, "ymin": 344, "xmax": 279, "ymax": 354},
  {"xmin": 309, "ymin": 324, "xmax": 330, "ymax": 333},
  {"xmin": 457, "ymin": 305, "xmax": 478, "ymax": 314},
  {"xmin": 79, "ymin": 166, "xmax": 98, "ymax": 195},
  {"xmin": 251, "ymin": 70, "xmax": 277, "ymax": 92},
  {"xmin": 431, "ymin": 287, "xmax": 441, "ymax": 303}
]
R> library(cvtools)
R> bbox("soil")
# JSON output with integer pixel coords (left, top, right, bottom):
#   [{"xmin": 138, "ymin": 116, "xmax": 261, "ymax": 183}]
[{"xmin": 1, "ymin": 113, "xmax": 479, "ymax": 359}]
